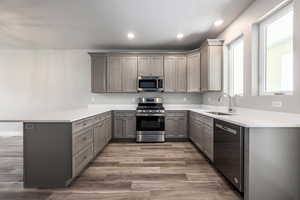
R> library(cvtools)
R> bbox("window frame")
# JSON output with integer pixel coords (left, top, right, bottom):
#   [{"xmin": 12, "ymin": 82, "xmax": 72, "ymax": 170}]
[
  {"xmin": 258, "ymin": 2, "xmax": 294, "ymax": 96},
  {"xmin": 227, "ymin": 35, "xmax": 244, "ymax": 97}
]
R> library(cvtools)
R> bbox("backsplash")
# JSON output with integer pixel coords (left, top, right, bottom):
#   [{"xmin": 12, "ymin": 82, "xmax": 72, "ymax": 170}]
[{"xmin": 90, "ymin": 93, "xmax": 202, "ymax": 104}]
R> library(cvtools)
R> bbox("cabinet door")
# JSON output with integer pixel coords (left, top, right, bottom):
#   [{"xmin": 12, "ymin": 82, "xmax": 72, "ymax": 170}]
[
  {"xmin": 114, "ymin": 117, "xmax": 124, "ymax": 139},
  {"xmin": 208, "ymin": 46, "xmax": 222, "ymax": 91},
  {"xmin": 165, "ymin": 111, "xmax": 187, "ymax": 138},
  {"xmin": 165, "ymin": 116, "xmax": 187, "ymax": 138},
  {"xmin": 105, "ymin": 115, "xmax": 112, "ymax": 143},
  {"xmin": 200, "ymin": 45, "xmax": 209, "ymax": 92},
  {"xmin": 187, "ymin": 53, "xmax": 201, "ymax": 92},
  {"xmin": 107, "ymin": 56, "xmax": 122, "ymax": 92},
  {"xmin": 138, "ymin": 56, "xmax": 163, "ymax": 76},
  {"xmin": 189, "ymin": 118, "xmax": 196, "ymax": 142},
  {"xmin": 122, "ymin": 56, "xmax": 138, "ymax": 92},
  {"xmin": 176, "ymin": 56, "xmax": 187, "ymax": 92},
  {"xmin": 91, "ymin": 55, "xmax": 106, "ymax": 93},
  {"xmin": 93, "ymin": 120, "xmax": 105, "ymax": 155},
  {"xmin": 124, "ymin": 116, "xmax": 136, "ymax": 139},
  {"xmin": 164, "ymin": 57, "xmax": 177, "ymax": 92},
  {"xmin": 195, "ymin": 121, "xmax": 205, "ymax": 151},
  {"xmin": 204, "ymin": 125, "xmax": 214, "ymax": 162}
]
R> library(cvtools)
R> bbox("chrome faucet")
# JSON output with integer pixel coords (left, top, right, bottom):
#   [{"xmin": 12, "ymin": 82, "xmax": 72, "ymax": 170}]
[{"xmin": 218, "ymin": 93, "xmax": 234, "ymax": 113}]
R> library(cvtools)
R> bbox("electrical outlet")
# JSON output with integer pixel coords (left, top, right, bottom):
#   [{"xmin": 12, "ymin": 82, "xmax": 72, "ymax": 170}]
[
  {"xmin": 91, "ymin": 97, "xmax": 95, "ymax": 103},
  {"xmin": 272, "ymin": 101, "xmax": 282, "ymax": 108},
  {"xmin": 183, "ymin": 97, "xmax": 187, "ymax": 102}
]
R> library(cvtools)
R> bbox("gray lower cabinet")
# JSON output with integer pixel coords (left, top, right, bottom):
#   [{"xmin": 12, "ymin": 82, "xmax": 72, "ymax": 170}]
[
  {"xmin": 93, "ymin": 112, "xmax": 112, "ymax": 156},
  {"xmin": 93, "ymin": 119, "xmax": 106, "ymax": 156},
  {"xmin": 113, "ymin": 111, "xmax": 136, "ymax": 139},
  {"xmin": 23, "ymin": 112, "xmax": 112, "ymax": 188},
  {"xmin": 165, "ymin": 111, "xmax": 188, "ymax": 138},
  {"xmin": 189, "ymin": 111, "xmax": 214, "ymax": 161}
]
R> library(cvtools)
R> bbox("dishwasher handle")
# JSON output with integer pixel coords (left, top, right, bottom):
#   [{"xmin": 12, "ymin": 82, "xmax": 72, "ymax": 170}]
[{"xmin": 215, "ymin": 123, "xmax": 237, "ymax": 135}]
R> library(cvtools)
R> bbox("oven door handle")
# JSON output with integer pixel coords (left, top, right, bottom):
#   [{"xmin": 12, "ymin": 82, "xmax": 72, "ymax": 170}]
[{"xmin": 136, "ymin": 114, "xmax": 165, "ymax": 117}]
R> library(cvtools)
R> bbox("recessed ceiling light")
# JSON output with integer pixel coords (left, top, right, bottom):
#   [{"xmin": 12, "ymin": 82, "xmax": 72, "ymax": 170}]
[
  {"xmin": 214, "ymin": 19, "xmax": 224, "ymax": 27},
  {"xmin": 177, "ymin": 33, "xmax": 184, "ymax": 39},
  {"xmin": 127, "ymin": 33, "xmax": 135, "ymax": 39}
]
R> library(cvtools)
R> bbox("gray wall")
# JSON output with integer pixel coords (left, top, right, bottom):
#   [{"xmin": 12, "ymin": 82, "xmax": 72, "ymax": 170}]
[
  {"xmin": 0, "ymin": 50, "xmax": 201, "ymax": 116},
  {"xmin": 202, "ymin": 0, "xmax": 300, "ymax": 114},
  {"xmin": 0, "ymin": 50, "xmax": 201, "ymax": 134},
  {"xmin": 0, "ymin": 50, "xmax": 91, "ymax": 114}
]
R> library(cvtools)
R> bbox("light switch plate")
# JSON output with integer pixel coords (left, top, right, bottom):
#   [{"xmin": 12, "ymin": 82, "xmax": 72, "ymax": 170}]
[{"xmin": 272, "ymin": 101, "xmax": 282, "ymax": 108}]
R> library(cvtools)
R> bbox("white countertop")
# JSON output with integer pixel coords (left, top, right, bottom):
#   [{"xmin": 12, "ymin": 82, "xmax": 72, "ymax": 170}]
[{"xmin": 1, "ymin": 104, "xmax": 300, "ymax": 128}]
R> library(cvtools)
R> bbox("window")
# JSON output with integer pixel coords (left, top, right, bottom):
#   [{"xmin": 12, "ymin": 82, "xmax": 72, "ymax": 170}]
[
  {"xmin": 228, "ymin": 37, "xmax": 244, "ymax": 96},
  {"xmin": 259, "ymin": 3, "xmax": 294, "ymax": 95}
]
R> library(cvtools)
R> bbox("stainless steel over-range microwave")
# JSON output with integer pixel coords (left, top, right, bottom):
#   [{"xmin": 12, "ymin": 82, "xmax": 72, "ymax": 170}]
[{"xmin": 137, "ymin": 76, "xmax": 164, "ymax": 92}]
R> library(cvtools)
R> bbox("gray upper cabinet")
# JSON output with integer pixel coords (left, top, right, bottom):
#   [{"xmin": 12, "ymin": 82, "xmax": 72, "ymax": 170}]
[
  {"xmin": 90, "ymin": 54, "xmax": 107, "ymax": 93},
  {"xmin": 187, "ymin": 52, "xmax": 201, "ymax": 93},
  {"xmin": 122, "ymin": 56, "xmax": 138, "ymax": 92},
  {"xmin": 138, "ymin": 55, "xmax": 164, "ymax": 76},
  {"xmin": 107, "ymin": 55, "xmax": 138, "ymax": 93},
  {"xmin": 107, "ymin": 56, "xmax": 122, "ymax": 92},
  {"xmin": 200, "ymin": 39, "xmax": 224, "ymax": 92},
  {"xmin": 164, "ymin": 56, "xmax": 187, "ymax": 93}
]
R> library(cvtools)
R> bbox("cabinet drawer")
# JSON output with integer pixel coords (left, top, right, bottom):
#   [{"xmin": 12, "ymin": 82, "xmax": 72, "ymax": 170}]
[
  {"xmin": 93, "ymin": 114, "xmax": 104, "ymax": 124},
  {"xmin": 166, "ymin": 111, "xmax": 187, "ymax": 117},
  {"xmin": 189, "ymin": 112, "xmax": 213, "ymax": 127},
  {"xmin": 197, "ymin": 114, "xmax": 213, "ymax": 127},
  {"xmin": 73, "ymin": 127, "xmax": 93, "ymax": 155},
  {"xmin": 72, "ymin": 145, "xmax": 93, "ymax": 177},
  {"xmin": 114, "ymin": 111, "xmax": 135, "ymax": 117},
  {"xmin": 103, "ymin": 111, "xmax": 112, "ymax": 119},
  {"xmin": 72, "ymin": 117, "xmax": 96, "ymax": 133}
]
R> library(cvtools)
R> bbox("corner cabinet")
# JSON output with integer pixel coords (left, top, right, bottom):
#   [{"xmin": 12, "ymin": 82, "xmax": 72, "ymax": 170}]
[
  {"xmin": 138, "ymin": 55, "xmax": 164, "ymax": 76},
  {"xmin": 200, "ymin": 39, "xmax": 224, "ymax": 92},
  {"xmin": 187, "ymin": 52, "xmax": 201, "ymax": 93},
  {"xmin": 164, "ymin": 56, "xmax": 187, "ymax": 92}
]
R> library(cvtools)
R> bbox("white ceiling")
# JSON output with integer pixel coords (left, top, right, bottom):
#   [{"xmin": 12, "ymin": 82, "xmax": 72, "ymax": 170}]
[{"xmin": 0, "ymin": 0, "xmax": 254, "ymax": 50}]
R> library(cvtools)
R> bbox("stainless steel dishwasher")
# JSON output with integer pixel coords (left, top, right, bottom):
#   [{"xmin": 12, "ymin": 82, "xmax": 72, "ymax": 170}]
[{"xmin": 214, "ymin": 119, "xmax": 244, "ymax": 193}]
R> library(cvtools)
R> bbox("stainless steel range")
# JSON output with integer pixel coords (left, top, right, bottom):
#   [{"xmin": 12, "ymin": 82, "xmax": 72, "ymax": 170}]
[{"xmin": 136, "ymin": 97, "xmax": 165, "ymax": 143}]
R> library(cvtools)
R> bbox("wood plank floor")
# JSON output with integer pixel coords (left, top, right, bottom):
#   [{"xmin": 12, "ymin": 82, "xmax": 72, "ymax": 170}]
[{"xmin": 0, "ymin": 136, "xmax": 242, "ymax": 200}]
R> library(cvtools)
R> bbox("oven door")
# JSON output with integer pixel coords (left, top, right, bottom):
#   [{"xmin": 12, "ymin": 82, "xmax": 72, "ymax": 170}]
[{"xmin": 136, "ymin": 115, "xmax": 165, "ymax": 132}]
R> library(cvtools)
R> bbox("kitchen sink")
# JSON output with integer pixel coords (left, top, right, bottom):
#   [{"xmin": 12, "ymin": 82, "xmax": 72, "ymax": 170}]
[{"xmin": 206, "ymin": 112, "xmax": 233, "ymax": 116}]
